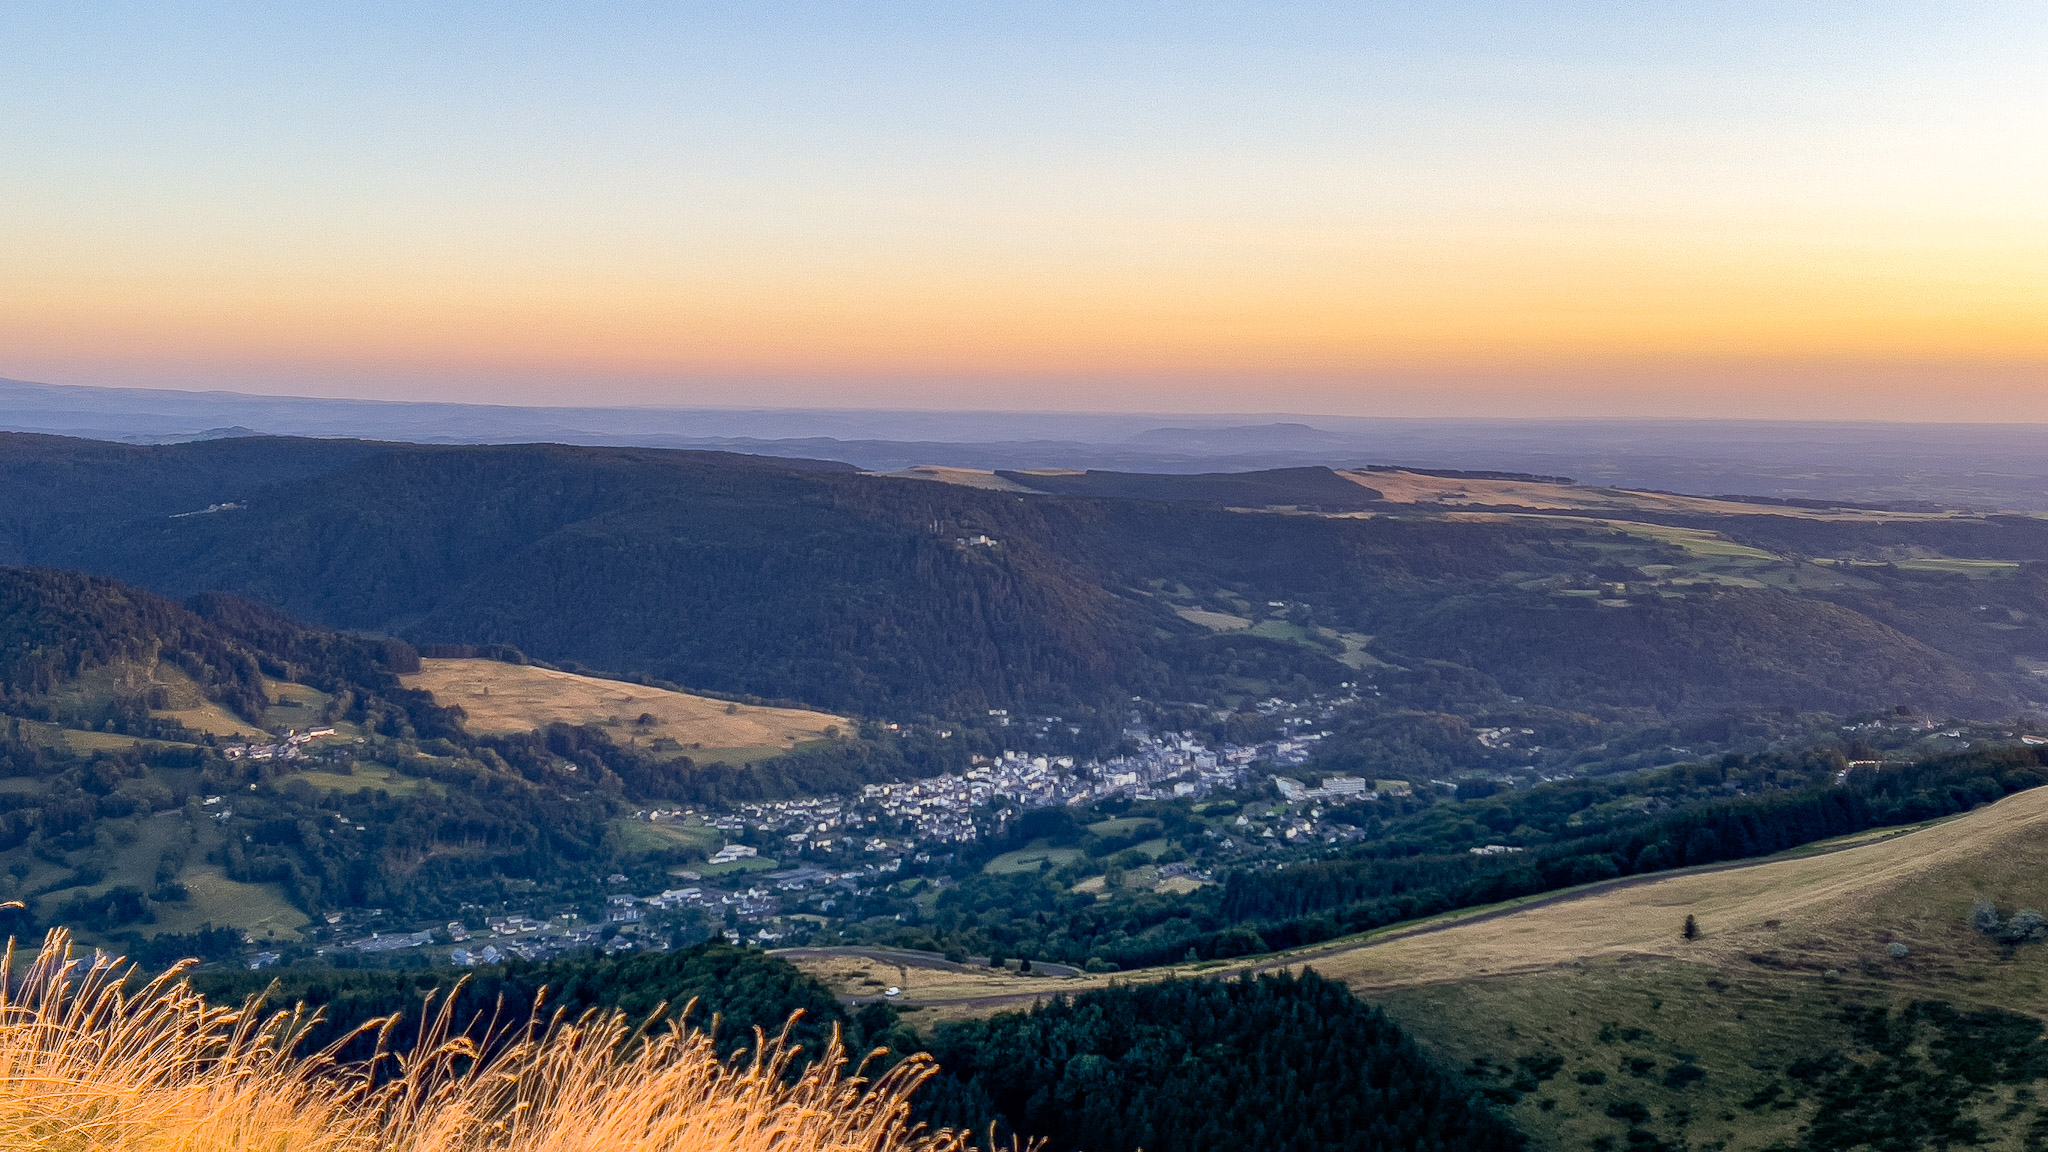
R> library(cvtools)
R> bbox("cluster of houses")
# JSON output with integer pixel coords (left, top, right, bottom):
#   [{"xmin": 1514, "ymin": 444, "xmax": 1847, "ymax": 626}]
[
  {"xmin": 1272, "ymin": 775, "xmax": 1375, "ymax": 803},
  {"xmin": 608, "ymin": 692, "xmax": 1374, "ymax": 873},
  {"xmin": 451, "ymin": 929, "xmax": 626, "ymax": 965},
  {"xmin": 326, "ymin": 913, "xmax": 633, "ymax": 966},
  {"xmin": 221, "ymin": 727, "xmax": 340, "ymax": 761},
  {"xmin": 858, "ymin": 756, "xmax": 1077, "ymax": 842},
  {"xmin": 339, "ymin": 929, "xmax": 436, "ymax": 954},
  {"xmin": 630, "ymin": 723, "xmax": 1345, "ymax": 861},
  {"xmin": 605, "ymin": 878, "xmax": 779, "ymax": 922},
  {"xmin": 1473, "ymin": 726, "xmax": 1539, "ymax": 751},
  {"xmin": 856, "ymin": 731, "xmax": 1286, "ymax": 842},
  {"xmin": 277, "ymin": 689, "xmax": 1396, "ymax": 969}
]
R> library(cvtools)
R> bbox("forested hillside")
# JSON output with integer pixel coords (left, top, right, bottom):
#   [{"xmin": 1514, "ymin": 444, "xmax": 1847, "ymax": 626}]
[
  {"xmin": 917, "ymin": 973, "xmax": 1522, "ymax": 1152},
  {"xmin": 193, "ymin": 951, "xmax": 1522, "ymax": 1152},
  {"xmin": 1, "ymin": 567, "xmax": 269, "ymax": 722},
  {"xmin": 4, "ymin": 433, "xmax": 2034, "ymax": 725},
  {"xmin": 0, "ymin": 565, "xmax": 967, "ymax": 946},
  {"xmin": 0, "ymin": 566, "xmax": 435, "ymax": 736}
]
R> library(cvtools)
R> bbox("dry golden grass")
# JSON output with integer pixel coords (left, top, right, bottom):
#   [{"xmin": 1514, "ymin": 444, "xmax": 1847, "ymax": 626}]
[
  {"xmin": 0, "ymin": 927, "xmax": 967, "ymax": 1152},
  {"xmin": 779, "ymin": 949, "xmax": 1088, "ymax": 1027},
  {"xmin": 873, "ymin": 467, "xmax": 1040, "ymax": 493},
  {"xmin": 1170, "ymin": 607, "xmax": 1251, "ymax": 632},
  {"xmin": 403, "ymin": 660, "xmax": 849, "ymax": 759},
  {"xmin": 1339, "ymin": 468, "xmax": 1963, "ymax": 522},
  {"xmin": 793, "ymin": 787, "xmax": 2048, "ymax": 1018},
  {"xmin": 1279, "ymin": 785, "xmax": 2048, "ymax": 1002}
]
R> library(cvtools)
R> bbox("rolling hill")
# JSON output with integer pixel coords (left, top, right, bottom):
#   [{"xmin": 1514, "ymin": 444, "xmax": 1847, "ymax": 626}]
[
  {"xmin": 0, "ymin": 565, "xmax": 898, "ymax": 950},
  {"xmin": 792, "ymin": 784, "xmax": 2048, "ymax": 1149},
  {"xmin": 3, "ymin": 433, "xmax": 2039, "ymax": 731}
]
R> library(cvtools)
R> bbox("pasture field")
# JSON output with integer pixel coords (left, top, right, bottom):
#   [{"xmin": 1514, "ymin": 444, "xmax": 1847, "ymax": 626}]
[
  {"xmin": 402, "ymin": 658, "xmax": 850, "ymax": 762},
  {"xmin": 982, "ymin": 843, "xmax": 1083, "ymax": 874},
  {"xmin": 35, "ymin": 659, "xmax": 361, "ymax": 742},
  {"xmin": 1815, "ymin": 556, "xmax": 2024, "ymax": 578},
  {"xmin": 41, "ymin": 661, "xmax": 256, "ymax": 738},
  {"xmin": 145, "ymin": 865, "xmax": 311, "ymax": 943},
  {"xmin": 288, "ymin": 761, "xmax": 429, "ymax": 797},
  {"xmin": 53, "ymin": 727, "xmax": 199, "ymax": 755},
  {"xmin": 1578, "ymin": 518, "xmax": 1781, "ymax": 562},
  {"xmin": 1171, "ymin": 606, "xmax": 1251, "ymax": 631},
  {"xmin": 875, "ymin": 465, "xmax": 1041, "ymax": 492},
  {"xmin": 1360, "ymin": 790, "xmax": 2048, "ymax": 1150},
  {"xmin": 695, "ymin": 854, "xmax": 779, "ymax": 877},
  {"xmin": 256, "ymin": 676, "xmax": 364, "ymax": 737},
  {"xmin": 1894, "ymin": 557, "xmax": 2024, "ymax": 576},
  {"xmin": 1341, "ymin": 468, "xmax": 1964, "ymax": 523},
  {"xmin": 148, "ymin": 666, "xmax": 259, "ymax": 736},
  {"xmin": 1376, "ymin": 960, "xmax": 1852, "ymax": 1151},
  {"xmin": 1315, "ymin": 627, "xmax": 1390, "ymax": 668},
  {"xmin": 1244, "ymin": 619, "xmax": 1315, "ymax": 643},
  {"xmin": 29, "ymin": 810, "xmax": 191, "ymax": 927},
  {"xmin": 609, "ymin": 817, "xmax": 721, "ymax": 855},
  {"xmin": 24, "ymin": 806, "xmax": 313, "ymax": 946}
]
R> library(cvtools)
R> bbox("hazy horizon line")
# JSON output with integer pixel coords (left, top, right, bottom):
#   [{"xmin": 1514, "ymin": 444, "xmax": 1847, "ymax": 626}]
[{"xmin": 10, "ymin": 375, "xmax": 2048, "ymax": 430}]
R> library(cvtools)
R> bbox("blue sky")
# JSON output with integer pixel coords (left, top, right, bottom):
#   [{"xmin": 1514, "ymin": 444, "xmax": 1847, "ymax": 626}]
[{"xmin": 2, "ymin": 2, "xmax": 2043, "ymax": 416}]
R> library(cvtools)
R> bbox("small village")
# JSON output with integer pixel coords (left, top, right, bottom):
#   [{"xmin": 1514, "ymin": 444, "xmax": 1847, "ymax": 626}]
[
  {"xmin": 640, "ymin": 718, "xmax": 1330, "ymax": 853},
  {"xmin": 293, "ymin": 707, "xmax": 1370, "ymax": 968},
  {"xmin": 219, "ymin": 726, "xmax": 341, "ymax": 761}
]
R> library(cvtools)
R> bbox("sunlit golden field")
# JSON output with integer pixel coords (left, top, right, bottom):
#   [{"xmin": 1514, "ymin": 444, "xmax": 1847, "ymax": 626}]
[
  {"xmin": 0, "ymin": 928, "xmax": 961, "ymax": 1152},
  {"xmin": 403, "ymin": 659, "xmax": 849, "ymax": 764}
]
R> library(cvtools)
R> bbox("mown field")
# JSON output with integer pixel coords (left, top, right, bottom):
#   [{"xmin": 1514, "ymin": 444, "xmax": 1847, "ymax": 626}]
[{"xmin": 402, "ymin": 658, "xmax": 851, "ymax": 763}]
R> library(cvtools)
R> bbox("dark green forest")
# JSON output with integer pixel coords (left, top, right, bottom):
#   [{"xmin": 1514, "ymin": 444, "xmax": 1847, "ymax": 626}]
[
  {"xmin": 0, "ymin": 565, "xmax": 987, "ymax": 931},
  {"xmin": 2, "ymin": 433, "xmax": 2037, "ymax": 723},
  {"xmin": 193, "ymin": 949, "xmax": 1522, "ymax": 1152},
  {"xmin": 4, "ymin": 560, "xmax": 2046, "ymax": 985},
  {"xmin": 186, "ymin": 938, "xmax": 2048, "ymax": 1152},
  {"xmin": 917, "ymin": 972, "xmax": 1522, "ymax": 1152},
  {"xmin": 191, "ymin": 942, "xmax": 861, "ymax": 1067}
]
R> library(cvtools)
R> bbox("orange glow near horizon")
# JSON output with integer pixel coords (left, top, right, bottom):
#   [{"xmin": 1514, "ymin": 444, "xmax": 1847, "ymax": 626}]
[
  {"xmin": 2, "ymin": 5, "xmax": 2045, "ymax": 418},
  {"xmin": 7, "ymin": 219, "xmax": 2043, "ymax": 418}
]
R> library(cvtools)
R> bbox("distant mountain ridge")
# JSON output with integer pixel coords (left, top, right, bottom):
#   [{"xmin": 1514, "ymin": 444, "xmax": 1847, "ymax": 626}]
[
  {"xmin": 11, "ymin": 376, "xmax": 2048, "ymax": 506},
  {"xmin": 0, "ymin": 433, "xmax": 2033, "ymax": 724}
]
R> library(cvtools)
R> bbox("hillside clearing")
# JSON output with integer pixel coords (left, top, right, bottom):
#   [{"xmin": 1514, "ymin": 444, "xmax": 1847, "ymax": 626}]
[
  {"xmin": 402, "ymin": 659, "xmax": 850, "ymax": 761},
  {"xmin": 289, "ymin": 761, "xmax": 429, "ymax": 797},
  {"xmin": 1172, "ymin": 606, "xmax": 1251, "ymax": 631},
  {"xmin": 1341, "ymin": 468, "xmax": 1965, "ymax": 523},
  {"xmin": 873, "ymin": 465, "xmax": 1042, "ymax": 492},
  {"xmin": 793, "ymin": 788, "xmax": 2048, "ymax": 1021},
  {"xmin": 609, "ymin": 817, "xmax": 720, "ymax": 855},
  {"xmin": 983, "ymin": 844, "xmax": 1083, "ymax": 874}
]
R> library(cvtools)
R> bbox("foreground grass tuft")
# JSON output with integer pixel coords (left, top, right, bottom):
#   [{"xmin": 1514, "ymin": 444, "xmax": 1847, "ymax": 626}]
[{"xmin": 0, "ymin": 928, "xmax": 963, "ymax": 1152}]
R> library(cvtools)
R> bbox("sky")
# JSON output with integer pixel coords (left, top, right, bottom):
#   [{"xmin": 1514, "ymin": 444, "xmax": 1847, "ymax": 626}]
[{"xmin": 2, "ymin": 2, "xmax": 2044, "ymax": 419}]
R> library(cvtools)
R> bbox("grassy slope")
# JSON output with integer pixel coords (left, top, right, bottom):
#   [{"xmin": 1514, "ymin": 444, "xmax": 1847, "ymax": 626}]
[
  {"xmin": 15, "ymin": 654, "xmax": 366, "ymax": 943},
  {"xmin": 796, "ymin": 789, "xmax": 2048, "ymax": 1146},
  {"xmin": 1359, "ymin": 786, "xmax": 2048, "ymax": 1149},
  {"xmin": 402, "ymin": 658, "xmax": 849, "ymax": 763}
]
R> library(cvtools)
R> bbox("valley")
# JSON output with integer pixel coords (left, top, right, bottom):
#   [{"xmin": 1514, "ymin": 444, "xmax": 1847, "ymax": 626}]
[
  {"xmin": 7, "ymin": 433, "xmax": 2048, "ymax": 1149},
  {"xmin": 12, "ymin": 7, "xmax": 2044, "ymax": 1147}
]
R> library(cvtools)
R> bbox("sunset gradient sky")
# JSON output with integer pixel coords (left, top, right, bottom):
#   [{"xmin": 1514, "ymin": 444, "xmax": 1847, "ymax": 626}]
[{"xmin": 3, "ymin": 3, "xmax": 2044, "ymax": 418}]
